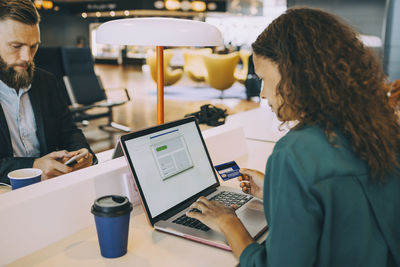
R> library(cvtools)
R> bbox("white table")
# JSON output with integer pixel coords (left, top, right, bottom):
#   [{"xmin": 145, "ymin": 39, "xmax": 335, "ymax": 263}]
[{"xmin": 9, "ymin": 205, "xmax": 237, "ymax": 267}]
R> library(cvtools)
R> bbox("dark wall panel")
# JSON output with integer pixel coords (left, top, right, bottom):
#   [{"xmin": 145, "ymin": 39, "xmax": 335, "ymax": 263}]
[
  {"xmin": 38, "ymin": 11, "xmax": 92, "ymax": 47},
  {"xmin": 286, "ymin": 0, "xmax": 400, "ymax": 78},
  {"xmin": 287, "ymin": 0, "xmax": 386, "ymax": 37}
]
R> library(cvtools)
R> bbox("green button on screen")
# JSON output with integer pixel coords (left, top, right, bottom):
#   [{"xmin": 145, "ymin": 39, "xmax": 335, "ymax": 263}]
[{"xmin": 156, "ymin": 145, "xmax": 167, "ymax": 152}]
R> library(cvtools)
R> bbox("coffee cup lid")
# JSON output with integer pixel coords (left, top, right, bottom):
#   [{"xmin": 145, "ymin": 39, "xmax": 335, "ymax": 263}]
[{"xmin": 91, "ymin": 195, "xmax": 132, "ymax": 217}]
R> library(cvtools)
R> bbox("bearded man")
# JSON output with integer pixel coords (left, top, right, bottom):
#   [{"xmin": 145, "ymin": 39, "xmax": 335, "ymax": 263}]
[{"xmin": 0, "ymin": 0, "xmax": 96, "ymax": 185}]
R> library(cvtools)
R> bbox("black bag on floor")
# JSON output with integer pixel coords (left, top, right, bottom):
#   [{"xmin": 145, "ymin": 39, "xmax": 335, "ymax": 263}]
[
  {"xmin": 185, "ymin": 104, "xmax": 227, "ymax": 126},
  {"xmin": 245, "ymin": 54, "xmax": 261, "ymax": 100}
]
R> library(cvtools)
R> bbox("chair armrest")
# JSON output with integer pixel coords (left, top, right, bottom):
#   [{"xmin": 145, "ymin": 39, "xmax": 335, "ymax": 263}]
[
  {"xmin": 97, "ymin": 100, "xmax": 126, "ymax": 108},
  {"xmin": 69, "ymin": 104, "xmax": 98, "ymax": 113}
]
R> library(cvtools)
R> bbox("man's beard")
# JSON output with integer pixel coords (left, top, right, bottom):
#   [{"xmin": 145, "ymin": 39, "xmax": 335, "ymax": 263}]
[{"xmin": 0, "ymin": 55, "xmax": 35, "ymax": 90}]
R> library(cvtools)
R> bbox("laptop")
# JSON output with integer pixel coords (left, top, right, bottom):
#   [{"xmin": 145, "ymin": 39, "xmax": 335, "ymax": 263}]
[{"xmin": 119, "ymin": 116, "xmax": 268, "ymax": 250}]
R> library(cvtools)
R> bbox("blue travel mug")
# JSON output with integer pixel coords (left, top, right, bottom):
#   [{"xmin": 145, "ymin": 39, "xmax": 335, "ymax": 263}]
[
  {"xmin": 8, "ymin": 168, "xmax": 42, "ymax": 190},
  {"xmin": 91, "ymin": 195, "xmax": 133, "ymax": 258}
]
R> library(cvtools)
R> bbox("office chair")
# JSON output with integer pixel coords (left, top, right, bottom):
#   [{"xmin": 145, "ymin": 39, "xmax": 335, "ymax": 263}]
[
  {"xmin": 146, "ymin": 49, "xmax": 183, "ymax": 86},
  {"xmin": 183, "ymin": 48, "xmax": 212, "ymax": 82},
  {"xmin": 203, "ymin": 52, "xmax": 240, "ymax": 98},
  {"xmin": 61, "ymin": 47, "xmax": 131, "ymax": 132},
  {"xmin": 34, "ymin": 46, "xmax": 71, "ymax": 106},
  {"xmin": 234, "ymin": 49, "xmax": 252, "ymax": 84},
  {"xmin": 34, "ymin": 46, "xmax": 99, "ymax": 127}
]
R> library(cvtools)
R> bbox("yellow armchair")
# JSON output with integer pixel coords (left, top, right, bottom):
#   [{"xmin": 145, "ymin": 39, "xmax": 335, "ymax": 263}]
[
  {"xmin": 203, "ymin": 52, "xmax": 240, "ymax": 97},
  {"xmin": 183, "ymin": 48, "xmax": 212, "ymax": 82},
  {"xmin": 234, "ymin": 50, "xmax": 252, "ymax": 84},
  {"xmin": 146, "ymin": 49, "xmax": 183, "ymax": 86}
]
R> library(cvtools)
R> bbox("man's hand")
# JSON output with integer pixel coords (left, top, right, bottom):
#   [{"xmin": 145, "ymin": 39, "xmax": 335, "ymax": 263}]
[
  {"xmin": 33, "ymin": 150, "xmax": 73, "ymax": 180},
  {"xmin": 238, "ymin": 168, "xmax": 264, "ymax": 199},
  {"xmin": 33, "ymin": 149, "xmax": 93, "ymax": 180},
  {"xmin": 65, "ymin": 148, "xmax": 93, "ymax": 171}
]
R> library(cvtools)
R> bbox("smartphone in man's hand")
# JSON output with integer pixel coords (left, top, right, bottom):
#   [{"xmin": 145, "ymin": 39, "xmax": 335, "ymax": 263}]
[{"xmin": 64, "ymin": 151, "xmax": 89, "ymax": 167}]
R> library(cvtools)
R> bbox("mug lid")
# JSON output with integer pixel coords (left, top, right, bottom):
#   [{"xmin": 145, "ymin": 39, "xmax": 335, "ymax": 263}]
[{"xmin": 91, "ymin": 195, "xmax": 132, "ymax": 217}]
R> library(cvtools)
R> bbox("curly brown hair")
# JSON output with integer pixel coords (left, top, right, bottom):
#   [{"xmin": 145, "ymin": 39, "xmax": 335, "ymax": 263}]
[{"xmin": 252, "ymin": 7, "xmax": 400, "ymax": 181}]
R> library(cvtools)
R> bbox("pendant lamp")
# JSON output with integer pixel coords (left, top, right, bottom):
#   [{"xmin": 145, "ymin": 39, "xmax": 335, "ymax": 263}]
[{"xmin": 96, "ymin": 17, "xmax": 223, "ymax": 124}]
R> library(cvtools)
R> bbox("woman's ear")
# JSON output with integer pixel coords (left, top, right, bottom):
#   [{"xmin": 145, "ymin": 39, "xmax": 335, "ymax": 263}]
[{"xmin": 388, "ymin": 80, "xmax": 400, "ymax": 108}]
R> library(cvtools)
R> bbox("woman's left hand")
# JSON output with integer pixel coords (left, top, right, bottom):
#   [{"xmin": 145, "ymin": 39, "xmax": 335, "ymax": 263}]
[{"xmin": 186, "ymin": 196, "xmax": 238, "ymax": 232}]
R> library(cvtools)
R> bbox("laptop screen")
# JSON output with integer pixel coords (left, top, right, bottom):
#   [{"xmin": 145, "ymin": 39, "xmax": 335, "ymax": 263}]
[{"xmin": 121, "ymin": 118, "xmax": 218, "ymax": 220}]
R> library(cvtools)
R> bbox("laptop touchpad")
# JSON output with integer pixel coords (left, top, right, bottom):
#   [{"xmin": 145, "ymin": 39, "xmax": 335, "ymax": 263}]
[{"xmin": 237, "ymin": 199, "xmax": 266, "ymax": 227}]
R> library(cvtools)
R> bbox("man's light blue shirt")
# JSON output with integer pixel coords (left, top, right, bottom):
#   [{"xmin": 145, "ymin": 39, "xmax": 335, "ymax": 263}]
[{"xmin": 0, "ymin": 80, "xmax": 40, "ymax": 157}]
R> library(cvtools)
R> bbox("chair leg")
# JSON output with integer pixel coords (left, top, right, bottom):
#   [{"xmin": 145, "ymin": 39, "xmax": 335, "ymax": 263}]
[
  {"xmin": 110, "ymin": 122, "xmax": 131, "ymax": 132},
  {"xmin": 108, "ymin": 106, "xmax": 113, "ymax": 126},
  {"xmin": 74, "ymin": 120, "xmax": 89, "ymax": 128},
  {"xmin": 98, "ymin": 107, "xmax": 131, "ymax": 132},
  {"xmin": 98, "ymin": 121, "xmax": 131, "ymax": 132}
]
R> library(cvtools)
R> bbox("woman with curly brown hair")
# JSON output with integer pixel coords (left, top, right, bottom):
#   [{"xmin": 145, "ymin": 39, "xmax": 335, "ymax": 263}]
[{"xmin": 187, "ymin": 7, "xmax": 400, "ymax": 267}]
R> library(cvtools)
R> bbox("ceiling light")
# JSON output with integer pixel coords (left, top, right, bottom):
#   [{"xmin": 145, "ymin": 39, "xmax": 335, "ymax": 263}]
[
  {"xmin": 165, "ymin": 0, "xmax": 180, "ymax": 11},
  {"xmin": 124, "ymin": 10, "xmax": 130, "ymax": 16},
  {"xmin": 42, "ymin": 1, "xmax": 53, "ymax": 10},
  {"xmin": 207, "ymin": 2, "xmax": 217, "ymax": 11},
  {"xmin": 34, "ymin": 0, "xmax": 42, "ymax": 9},
  {"xmin": 96, "ymin": 12, "xmax": 101, "ymax": 17},
  {"xmin": 154, "ymin": 1, "xmax": 165, "ymax": 9},
  {"xmin": 34, "ymin": 0, "xmax": 56, "ymax": 10},
  {"xmin": 81, "ymin": 12, "xmax": 87, "ymax": 18},
  {"xmin": 191, "ymin": 1, "xmax": 206, "ymax": 12},
  {"xmin": 180, "ymin": 1, "xmax": 191, "ymax": 11},
  {"xmin": 110, "ymin": 11, "xmax": 116, "ymax": 17}
]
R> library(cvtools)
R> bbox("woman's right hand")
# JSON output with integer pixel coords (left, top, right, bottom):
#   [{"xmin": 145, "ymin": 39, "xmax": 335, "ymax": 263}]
[{"xmin": 238, "ymin": 168, "xmax": 264, "ymax": 199}]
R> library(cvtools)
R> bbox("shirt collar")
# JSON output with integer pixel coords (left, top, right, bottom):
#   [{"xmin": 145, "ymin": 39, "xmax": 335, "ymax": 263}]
[{"xmin": 0, "ymin": 79, "xmax": 32, "ymax": 96}]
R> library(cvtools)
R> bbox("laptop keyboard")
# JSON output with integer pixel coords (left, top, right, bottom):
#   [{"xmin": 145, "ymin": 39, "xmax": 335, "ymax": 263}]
[
  {"xmin": 209, "ymin": 191, "xmax": 253, "ymax": 207},
  {"xmin": 172, "ymin": 215, "xmax": 211, "ymax": 231},
  {"xmin": 172, "ymin": 191, "xmax": 253, "ymax": 232}
]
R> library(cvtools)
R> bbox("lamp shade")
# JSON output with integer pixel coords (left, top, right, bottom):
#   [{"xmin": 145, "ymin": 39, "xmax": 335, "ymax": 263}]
[{"xmin": 96, "ymin": 17, "xmax": 223, "ymax": 47}]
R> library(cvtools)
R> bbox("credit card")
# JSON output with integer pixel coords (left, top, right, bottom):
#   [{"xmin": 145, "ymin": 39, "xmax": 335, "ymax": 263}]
[{"xmin": 214, "ymin": 161, "xmax": 240, "ymax": 181}]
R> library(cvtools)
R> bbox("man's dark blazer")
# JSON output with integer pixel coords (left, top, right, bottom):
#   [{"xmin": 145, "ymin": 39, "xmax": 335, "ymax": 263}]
[{"xmin": 0, "ymin": 68, "xmax": 97, "ymax": 184}]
